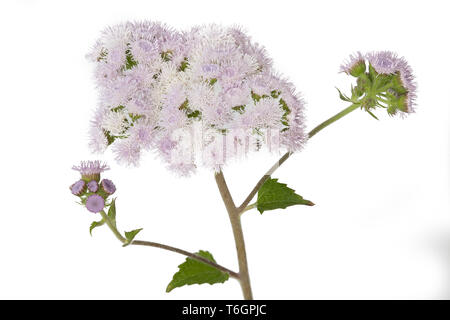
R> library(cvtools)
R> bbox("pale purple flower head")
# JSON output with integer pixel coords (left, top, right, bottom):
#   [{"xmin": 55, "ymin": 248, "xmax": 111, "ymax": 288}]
[
  {"xmin": 113, "ymin": 140, "xmax": 141, "ymax": 167},
  {"xmin": 70, "ymin": 180, "xmax": 86, "ymax": 196},
  {"xmin": 101, "ymin": 179, "xmax": 116, "ymax": 195},
  {"xmin": 340, "ymin": 51, "xmax": 365, "ymax": 76},
  {"xmin": 87, "ymin": 22, "xmax": 307, "ymax": 175},
  {"xmin": 89, "ymin": 107, "xmax": 109, "ymax": 153},
  {"xmin": 87, "ymin": 180, "xmax": 99, "ymax": 192},
  {"xmin": 340, "ymin": 51, "xmax": 417, "ymax": 116},
  {"xmin": 85, "ymin": 194, "xmax": 105, "ymax": 213},
  {"xmin": 366, "ymin": 51, "xmax": 399, "ymax": 74},
  {"xmin": 366, "ymin": 51, "xmax": 417, "ymax": 113},
  {"xmin": 72, "ymin": 160, "xmax": 110, "ymax": 180},
  {"xmin": 127, "ymin": 120, "xmax": 155, "ymax": 150}
]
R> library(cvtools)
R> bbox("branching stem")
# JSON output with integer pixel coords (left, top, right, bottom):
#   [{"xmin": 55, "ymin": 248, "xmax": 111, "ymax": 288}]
[
  {"xmin": 239, "ymin": 103, "xmax": 360, "ymax": 214},
  {"xmin": 97, "ymin": 102, "xmax": 360, "ymax": 300},
  {"xmin": 98, "ymin": 210, "xmax": 239, "ymax": 279},
  {"xmin": 214, "ymin": 103, "xmax": 360, "ymax": 299}
]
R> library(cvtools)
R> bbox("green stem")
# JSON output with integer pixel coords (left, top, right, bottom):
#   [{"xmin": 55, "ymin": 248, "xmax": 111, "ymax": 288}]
[
  {"xmin": 308, "ymin": 103, "xmax": 359, "ymax": 138},
  {"xmin": 239, "ymin": 103, "xmax": 361, "ymax": 215},
  {"xmin": 240, "ymin": 203, "xmax": 256, "ymax": 216},
  {"xmin": 99, "ymin": 210, "xmax": 126, "ymax": 242}
]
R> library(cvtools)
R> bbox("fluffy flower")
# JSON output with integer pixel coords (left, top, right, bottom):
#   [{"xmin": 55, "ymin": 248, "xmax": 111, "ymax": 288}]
[
  {"xmin": 87, "ymin": 22, "xmax": 307, "ymax": 175},
  {"xmin": 340, "ymin": 51, "xmax": 365, "ymax": 76},
  {"xmin": 88, "ymin": 107, "xmax": 109, "ymax": 153},
  {"xmin": 366, "ymin": 51, "xmax": 400, "ymax": 74},
  {"xmin": 113, "ymin": 139, "xmax": 141, "ymax": 166},
  {"xmin": 239, "ymin": 98, "xmax": 284, "ymax": 129},
  {"xmin": 340, "ymin": 51, "xmax": 416, "ymax": 116},
  {"xmin": 127, "ymin": 120, "xmax": 155, "ymax": 150},
  {"xmin": 102, "ymin": 109, "xmax": 128, "ymax": 136},
  {"xmin": 366, "ymin": 51, "xmax": 416, "ymax": 113},
  {"xmin": 73, "ymin": 160, "xmax": 110, "ymax": 180}
]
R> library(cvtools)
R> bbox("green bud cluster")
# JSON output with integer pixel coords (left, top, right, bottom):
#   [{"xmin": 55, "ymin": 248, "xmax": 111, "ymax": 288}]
[{"xmin": 339, "ymin": 61, "xmax": 411, "ymax": 118}]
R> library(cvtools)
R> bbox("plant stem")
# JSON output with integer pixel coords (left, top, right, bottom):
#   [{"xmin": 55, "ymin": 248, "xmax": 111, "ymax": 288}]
[
  {"xmin": 98, "ymin": 210, "xmax": 239, "ymax": 279},
  {"xmin": 308, "ymin": 103, "xmax": 359, "ymax": 138},
  {"xmin": 238, "ymin": 151, "xmax": 292, "ymax": 212},
  {"xmin": 132, "ymin": 240, "xmax": 239, "ymax": 279},
  {"xmin": 215, "ymin": 171, "xmax": 253, "ymax": 300},
  {"xmin": 240, "ymin": 103, "xmax": 360, "ymax": 212},
  {"xmin": 240, "ymin": 203, "xmax": 256, "ymax": 216},
  {"xmin": 99, "ymin": 210, "xmax": 126, "ymax": 242}
]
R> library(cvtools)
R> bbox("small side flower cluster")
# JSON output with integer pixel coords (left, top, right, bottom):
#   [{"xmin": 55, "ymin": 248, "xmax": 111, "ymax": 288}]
[
  {"xmin": 87, "ymin": 22, "xmax": 306, "ymax": 175},
  {"xmin": 70, "ymin": 161, "xmax": 116, "ymax": 213},
  {"xmin": 340, "ymin": 51, "xmax": 416, "ymax": 116}
]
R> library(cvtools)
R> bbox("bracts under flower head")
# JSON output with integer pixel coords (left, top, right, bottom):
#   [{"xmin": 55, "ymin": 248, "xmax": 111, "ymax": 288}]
[{"xmin": 339, "ymin": 51, "xmax": 416, "ymax": 117}]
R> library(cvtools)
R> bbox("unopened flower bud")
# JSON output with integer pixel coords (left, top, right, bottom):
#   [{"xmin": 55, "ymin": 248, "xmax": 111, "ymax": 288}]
[
  {"xmin": 85, "ymin": 194, "xmax": 105, "ymax": 213},
  {"xmin": 87, "ymin": 180, "xmax": 99, "ymax": 192},
  {"xmin": 101, "ymin": 179, "xmax": 116, "ymax": 195},
  {"xmin": 70, "ymin": 180, "xmax": 86, "ymax": 196}
]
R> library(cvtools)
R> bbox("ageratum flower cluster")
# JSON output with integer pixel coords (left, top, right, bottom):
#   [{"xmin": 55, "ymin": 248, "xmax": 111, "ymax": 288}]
[
  {"xmin": 87, "ymin": 22, "xmax": 306, "ymax": 175},
  {"xmin": 70, "ymin": 161, "xmax": 116, "ymax": 213},
  {"xmin": 340, "ymin": 51, "xmax": 417, "ymax": 117}
]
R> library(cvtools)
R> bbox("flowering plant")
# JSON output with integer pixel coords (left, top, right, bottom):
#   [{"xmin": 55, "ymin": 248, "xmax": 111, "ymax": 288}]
[{"xmin": 71, "ymin": 21, "xmax": 416, "ymax": 299}]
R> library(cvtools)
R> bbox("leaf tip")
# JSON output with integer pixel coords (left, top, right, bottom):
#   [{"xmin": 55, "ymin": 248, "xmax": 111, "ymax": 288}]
[{"xmin": 123, "ymin": 228, "xmax": 143, "ymax": 246}]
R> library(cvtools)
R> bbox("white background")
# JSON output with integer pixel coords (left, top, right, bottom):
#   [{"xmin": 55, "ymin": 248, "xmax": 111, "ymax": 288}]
[{"xmin": 0, "ymin": 0, "xmax": 449, "ymax": 299}]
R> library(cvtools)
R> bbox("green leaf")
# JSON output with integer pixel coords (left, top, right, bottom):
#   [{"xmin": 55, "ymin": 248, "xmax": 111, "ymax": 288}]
[
  {"xmin": 251, "ymin": 91, "xmax": 261, "ymax": 102},
  {"xmin": 125, "ymin": 48, "xmax": 138, "ymax": 70},
  {"xmin": 166, "ymin": 250, "xmax": 229, "ymax": 293},
  {"xmin": 256, "ymin": 178, "xmax": 314, "ymax": 214},
  {"xmin": 161, "ymin": 50, "xmax": 172, "ymax": 62},
  {"xmin": 179, "ymin": 59, "xmax": 189, "ymax": 71},
  {"xmin": 336, "ymin": 87, "xmax": 352, "ymax": 102},
  {"xmin": 122, "ymin": 228, "xmax": 143, "ymax": 247},
  {"xmin": 108, "ymin": 198, "xmax": 117, "ymax": 229},
  {"xmin": 89, "ymin": 219, "xmax": 105, "ymax": 235},
  {"xmin": 187, "ymin": 110, "xmax": 201, "ymax": 119},
  {"xmin": 232, "ymin": 105, "xmax": 245, "ymax": 114}
]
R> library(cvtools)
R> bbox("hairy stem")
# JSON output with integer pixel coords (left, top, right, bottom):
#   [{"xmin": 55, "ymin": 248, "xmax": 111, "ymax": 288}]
[
  {"xmin": 215, "ymin": 171, "xmax": 253, "ymax": 300},
  {"xmin": 98, "ymin": 210, "xmax": 239, "ymax": 279}
]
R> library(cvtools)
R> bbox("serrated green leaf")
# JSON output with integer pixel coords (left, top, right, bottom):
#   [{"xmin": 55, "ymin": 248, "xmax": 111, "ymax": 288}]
[
  {"xmin": 122, "ymin": 228, "xmax": 143, "ymax": 247},
  {"xmin": 125, "ymin": 48, "xmax": 137, "ymax": 70},
  {"xmin": 108, "ymin": 198, "xmax": 117, "ymax": 228},
  {"xmin": 166, "ymin": 250, "xmax": 229, "ymax": 293},
  {"xmin": 89, "ymin": 219, "xmax": 105, "ymax": 235},
  {"xmin": 256, "ymin": 178, "xmax": 314, "ymax": 213}
]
